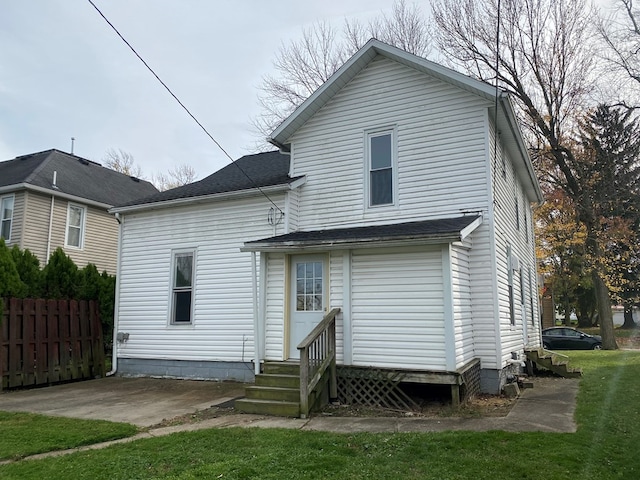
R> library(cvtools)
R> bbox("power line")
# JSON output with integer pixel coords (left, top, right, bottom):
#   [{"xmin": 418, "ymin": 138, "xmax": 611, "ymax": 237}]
[{"xmin": 86, "ymin": 0, "xmax": 284, "ymax": 215}]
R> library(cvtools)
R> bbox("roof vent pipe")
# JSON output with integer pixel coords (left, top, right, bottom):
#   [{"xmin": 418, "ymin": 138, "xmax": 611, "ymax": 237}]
[{"xmin": 52, "ymin": 170, "xmax": 59, "ymax": 189}]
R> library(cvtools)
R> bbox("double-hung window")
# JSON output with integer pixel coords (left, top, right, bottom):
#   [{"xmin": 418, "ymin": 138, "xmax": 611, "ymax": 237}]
[
  {"xmin": 65, "ymin": 203, "xmax": 86, "ymax": 249},
  {"xmin": 1, "ymin": 195, "xmax": 14, "ymax": 241},
  {"xmin": 367, "ymin": 129, "xmax": 396, "ymax": 207},
  {"xmin": 171, "ymin": 250, "xmax": 195, "ymax": 324}
]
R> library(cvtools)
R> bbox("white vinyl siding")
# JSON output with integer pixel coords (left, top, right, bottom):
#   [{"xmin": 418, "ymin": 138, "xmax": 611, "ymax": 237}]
[
  {"xmin": 451, "ymin": 242, "xmax": 475, "ymax": 367},
  {"xmin": 489, "ymin": 116, "xmax": 542, "ymax": 360},
  {"xmin": 265, "ymin": 253, "xmax": 286, "ymax": 360},
  {"xmin": 351, "ymin": 247, "xmax": 446, "ymax": 370},
  {"xmin": 289, "ymin": 56, "xmax": 490, "ymax": 230},
  {"xmin": 117, "ymin": 194, "xmax": 286, "ymax": 363}
]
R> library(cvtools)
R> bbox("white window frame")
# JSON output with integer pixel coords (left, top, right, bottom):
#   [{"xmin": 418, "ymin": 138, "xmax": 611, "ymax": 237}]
[
  {"xmin": 1, "ymin": 194, "xmax": 15, "ymax": 241},
  {"xmin": 365, "ymin": 127, "xmax": 398, "ymax": 209},
  {"xmin": 169, "ymin": 249, "xmax": 196, "ymax": 325},
  {"xmin": 65, "ymin": 203, "xmax": 86, "ymax": 249}
]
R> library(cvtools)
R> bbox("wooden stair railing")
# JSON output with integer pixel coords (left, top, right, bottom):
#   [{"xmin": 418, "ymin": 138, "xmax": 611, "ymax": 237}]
[{"xmin": 297, "ymin": 307, "xmax": 340, "ymax": 418}]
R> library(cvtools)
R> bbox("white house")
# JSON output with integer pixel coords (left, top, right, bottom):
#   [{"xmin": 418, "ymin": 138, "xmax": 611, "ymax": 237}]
[{"xmin": 110, "ymin": 40, "xmax": 543, "ymax": 411}]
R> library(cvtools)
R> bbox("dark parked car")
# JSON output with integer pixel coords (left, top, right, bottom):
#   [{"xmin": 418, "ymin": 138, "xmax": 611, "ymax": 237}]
[{"xmin": 542, "ymin": 327, "xmax": 602, "ymax": 350}]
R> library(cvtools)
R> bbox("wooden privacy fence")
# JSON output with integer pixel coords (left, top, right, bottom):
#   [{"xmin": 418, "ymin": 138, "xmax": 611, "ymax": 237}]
[{"xmin": 1, "ymin": 298, "xmax": 105, "ymax": 390}]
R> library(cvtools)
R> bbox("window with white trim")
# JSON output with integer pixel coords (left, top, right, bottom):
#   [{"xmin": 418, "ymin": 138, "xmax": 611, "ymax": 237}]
[
  {"xmin": 171, "ymin": 250, "xmax": 195, "ymax": 324},
  {"xmin": 366, "ymin": 129, "xmax": 396, "ymax": 207},
  {"xmin": 65, "ymin": 203, "xmax": 86, "ymax": 248},
  {"xmin": 1, "ymin": 195, "xmax": 14, "ymax": 241}
]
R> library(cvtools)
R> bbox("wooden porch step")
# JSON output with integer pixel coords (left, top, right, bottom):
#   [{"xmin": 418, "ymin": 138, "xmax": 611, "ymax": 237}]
[
  {"xmin": 235, "ymin": 398, "xmax": 300, "ymax": 417},
  {"xmin": 255, "ymin": 373, "xmax": 300, "ymax": 389},
  {"xmin": 263, "ymin": 361, "xmax": 300, "ymax": 375},
  {"xmin": 525, "ymin": 349, "xmax": 582, "ymax": 378},
  {"xmin": 245, "ymin": 385, "xmax": 300, "ymax": 402}
]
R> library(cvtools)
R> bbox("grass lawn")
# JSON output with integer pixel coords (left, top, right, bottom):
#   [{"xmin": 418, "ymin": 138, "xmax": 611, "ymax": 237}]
[
  {"xmin": 1, "ymin": 351, "xmax": 639, "ymax": 479},
  {"xmin": 0, "ymin": 412, "xmax": 137, "ymax": 461}
]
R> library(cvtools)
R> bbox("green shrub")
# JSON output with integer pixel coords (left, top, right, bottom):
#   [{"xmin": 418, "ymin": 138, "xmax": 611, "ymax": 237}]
[
  {"xmin": 0, "ymin": 239, "xmax": 25, "ymax": 315},
  {"xmin": 41, "ymin": 248, "xmax": 79, "ymax": 299},
  {"xmin": 10, "ymin": 245, "xmax": 42, "ymax": 297}
]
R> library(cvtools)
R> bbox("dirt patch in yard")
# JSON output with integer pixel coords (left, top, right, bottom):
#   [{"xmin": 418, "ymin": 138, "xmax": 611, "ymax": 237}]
[{"xmin": 318, "ymin": 391, "xmax": 516, "ymax": 419}]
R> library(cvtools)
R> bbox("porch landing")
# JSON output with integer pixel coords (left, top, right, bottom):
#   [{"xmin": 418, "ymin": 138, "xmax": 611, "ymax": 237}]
[{"xmin": 235, "ymin": 359, "xmax": 481, "ymax": 418}]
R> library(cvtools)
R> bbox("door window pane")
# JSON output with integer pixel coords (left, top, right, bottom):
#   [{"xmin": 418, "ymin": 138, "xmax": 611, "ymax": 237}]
[{"xmin": 295, "ymin": 261, "xmax": 323, "ymax": 311}]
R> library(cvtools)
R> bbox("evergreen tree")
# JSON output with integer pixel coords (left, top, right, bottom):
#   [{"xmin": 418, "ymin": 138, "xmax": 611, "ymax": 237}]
[{"xmin": 41, "ymin": 248, "xmax": 79, "ymax": 299}]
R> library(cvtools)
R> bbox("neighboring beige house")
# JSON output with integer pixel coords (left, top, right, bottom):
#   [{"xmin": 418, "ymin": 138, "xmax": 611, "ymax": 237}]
[{"xmin": 0, "ymin": 149, "xmax": 157, "ymax": 274}]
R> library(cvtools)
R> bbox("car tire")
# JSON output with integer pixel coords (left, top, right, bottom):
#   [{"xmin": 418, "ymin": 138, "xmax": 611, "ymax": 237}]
[
  {"xmin": 543, "ymin": 342, "xmax": 550, "ymax": 350},
  {"xmin": 592, "ymin": 343, "xmax": 602, "ymax": 350}
]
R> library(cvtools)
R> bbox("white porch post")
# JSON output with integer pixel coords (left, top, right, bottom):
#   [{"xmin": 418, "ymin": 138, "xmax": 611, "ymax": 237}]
[{"xmin": 251, "ymin": 251, "xmax": 260, "ymax": 375}]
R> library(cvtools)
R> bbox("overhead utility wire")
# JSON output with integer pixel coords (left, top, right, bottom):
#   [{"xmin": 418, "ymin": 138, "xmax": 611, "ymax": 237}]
[{"xmin": 86, "ymin": 0, "xmax": 284, "ymax": 215}]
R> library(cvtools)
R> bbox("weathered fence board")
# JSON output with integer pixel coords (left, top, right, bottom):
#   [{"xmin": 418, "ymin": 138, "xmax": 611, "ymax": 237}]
[{"xmin": 1, "ymin": 298, "xmax": 105, "ymax": 390}]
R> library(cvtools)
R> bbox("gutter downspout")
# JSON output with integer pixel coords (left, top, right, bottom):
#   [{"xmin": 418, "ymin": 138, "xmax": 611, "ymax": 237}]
[
  {"xmin": 107, "ymin": 212, "xmax": 123, "ymax": 376},
  {"xmin": 251, "ymin": 251, "xmax": 260, "ymax": 375}
]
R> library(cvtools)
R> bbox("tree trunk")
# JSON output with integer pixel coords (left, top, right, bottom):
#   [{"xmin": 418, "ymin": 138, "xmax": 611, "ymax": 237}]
[
  {"xmin": 592, "ymin": 271, "xmax": 618, "ymax": 349},
  {"xmin": 621, "ymin": 303, "xmax": 637, "ymax": 329}
]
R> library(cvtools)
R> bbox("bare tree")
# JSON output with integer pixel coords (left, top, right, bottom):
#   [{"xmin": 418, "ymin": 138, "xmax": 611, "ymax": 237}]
[
  {"xmin": 253, "ymin": 0, "xmax": 432, "ymax": 140},
  {"xmin": 432, "ymin": 0, "xmax": 620, "ymax": 349},
  {"xmin": 102, "ymin": 148, "xmax": 143, "ymax": 178},
  {"xmin": 152, "ymin": 164, "xmax": 197, "ymax": 191},
  {"xmin": 598, "ymin": 0, "xmax": 640, "ymax": 110},
  {"xmin": 103, "ymin": 148, "xmax": 197, "ymax": 191}
]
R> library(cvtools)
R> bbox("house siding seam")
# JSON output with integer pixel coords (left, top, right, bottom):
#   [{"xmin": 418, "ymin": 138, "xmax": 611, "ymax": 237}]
[{"xmin": 116, "ymin": 195, "xmax": 286, "ymax": 363}]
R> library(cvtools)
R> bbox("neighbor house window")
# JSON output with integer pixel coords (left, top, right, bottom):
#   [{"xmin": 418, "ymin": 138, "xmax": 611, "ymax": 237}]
[
  {"xmin": 171, "ymin": 251, "xmax": 195, "ymax": 324},
  {"xmin": 65, "ymin": 203, "xmax": 86, "ymax": 248},
  {"xmin": 1, "ymin": 195, "xmax": 14, "ymax": 241},
  {"xmin": 367, "ymin": 129, "xmax": 396, "ymax": 207}
]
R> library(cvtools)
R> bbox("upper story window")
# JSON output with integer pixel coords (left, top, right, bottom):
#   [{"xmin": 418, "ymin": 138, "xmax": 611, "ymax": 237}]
[
  {"xmin": 171, "ymin": 250, "xmax": 195, "ymax": 324},
  {"xmin": 65, "ymin": 203, "xmax": 86, "ymax": 249},
  {"xmin": 366, "ymin": 129, "xmax": 396, "ymax": 208},
  {"xmin": 1, "ymin": 195, "xmax": 14, "ymax": 241}
]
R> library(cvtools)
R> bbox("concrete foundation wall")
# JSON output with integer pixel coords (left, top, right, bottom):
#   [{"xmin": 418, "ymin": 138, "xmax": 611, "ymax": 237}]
[{"xmin": 117, "ymin": 358, "xmax": 255, "ymax": 383}]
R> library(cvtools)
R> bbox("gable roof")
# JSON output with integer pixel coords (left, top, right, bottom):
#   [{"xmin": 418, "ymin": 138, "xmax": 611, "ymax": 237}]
[
  {"xmin": 268, "ymin": 38, "xmax": 543, "ymax": 203},
  {"xmin": 242, "ymin": 215, "xmax": 482, "ymax": 252},
  {"xmin": 0, "ymin": 149, "xmax": 158, "ymax": 207},
  {"xmin": 112, "ymin": 150, "xmax": 298, "ymax": 213}
]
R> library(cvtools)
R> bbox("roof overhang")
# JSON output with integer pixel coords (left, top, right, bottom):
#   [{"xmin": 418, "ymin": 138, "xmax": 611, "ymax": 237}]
[
  {"xmin": 241, "ymin": 215, "xmax": 482, "ymax": 253},
  {"xmin": 0, "ymin": 183, "xmax": 112, "ymax": 209},
  {"xmin": 110, "ymin": 178, "xmax": 306, "ymax": 215}
]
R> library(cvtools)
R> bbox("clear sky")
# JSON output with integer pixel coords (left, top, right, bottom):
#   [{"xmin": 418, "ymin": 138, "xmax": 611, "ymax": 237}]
[{"xmin": 0, "ymin": 0, "xmax": 402, "ymax": 180}]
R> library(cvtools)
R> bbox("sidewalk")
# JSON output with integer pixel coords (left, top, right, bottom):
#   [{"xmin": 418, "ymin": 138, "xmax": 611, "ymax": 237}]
[{"xmin": 0, "ymin": 376, "xmax": 579, "ymax": 465}]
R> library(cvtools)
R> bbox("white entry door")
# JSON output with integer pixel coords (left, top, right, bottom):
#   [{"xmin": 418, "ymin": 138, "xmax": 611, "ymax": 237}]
[{"xmin": 289, "ymin": 256, "xmax": 326, "ymax": 359}]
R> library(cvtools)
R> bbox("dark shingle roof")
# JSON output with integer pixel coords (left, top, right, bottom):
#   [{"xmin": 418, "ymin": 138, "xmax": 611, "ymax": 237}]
[
  {"xmin": 117, "ymin": 150, "xmax": 294, "ymax": 208},
  {"xmin": 244, "ymin": 215, "xmax": 482, "ymax": 250},
  {"xmin": 0, "ymin": 149, "xmax": 158, "ymax": 206}
]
